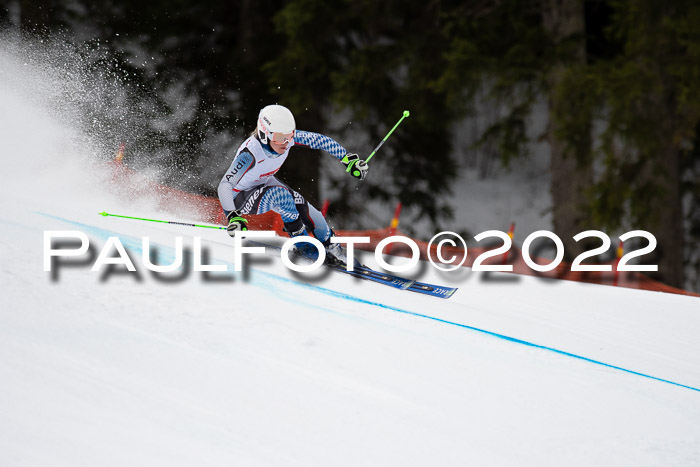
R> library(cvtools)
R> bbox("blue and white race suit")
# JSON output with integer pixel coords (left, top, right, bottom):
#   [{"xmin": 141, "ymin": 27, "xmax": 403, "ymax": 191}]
[{"xmin": 217, "ymin": 130, "xmax": 347, "ymax": 241}]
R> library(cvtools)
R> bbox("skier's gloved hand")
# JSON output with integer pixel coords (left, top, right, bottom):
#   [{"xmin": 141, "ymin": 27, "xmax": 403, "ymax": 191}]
[
  {"xmin": 341, "ymin": 153, "xmax": 368, "ymax": 180},
  {"xmin": 226, "ymin": 211, "xmax": 248, "ymax": 237}
]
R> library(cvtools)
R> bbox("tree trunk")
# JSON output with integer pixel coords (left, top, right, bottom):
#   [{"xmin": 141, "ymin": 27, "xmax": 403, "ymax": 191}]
[
  {"xmin": 542, "ymin": 0, "xmax": 592, "ymax": 259},
  {"xmin": 549, "ymin": 128, "xmax": 592, "ymax": 258},
  {"xmin": 648, "ymin": 141, "xmax": 685, "ymax": 288}
]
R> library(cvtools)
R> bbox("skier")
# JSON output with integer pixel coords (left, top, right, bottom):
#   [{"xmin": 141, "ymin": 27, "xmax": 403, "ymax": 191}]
[{"xmin": 217, "ymin": 104, "xmax": 369, "ymax": 264}]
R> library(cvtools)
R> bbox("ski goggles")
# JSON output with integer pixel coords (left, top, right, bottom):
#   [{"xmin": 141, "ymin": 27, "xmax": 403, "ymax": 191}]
[{"xmin": 270, "ymin": 131, "xmax": 295, "ymax": 144}]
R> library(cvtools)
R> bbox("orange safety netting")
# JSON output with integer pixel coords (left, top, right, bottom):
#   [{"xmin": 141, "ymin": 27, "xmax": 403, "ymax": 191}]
[{"xmin": 108, "ymin": 160, "xmax": 698, "ymax": 298}]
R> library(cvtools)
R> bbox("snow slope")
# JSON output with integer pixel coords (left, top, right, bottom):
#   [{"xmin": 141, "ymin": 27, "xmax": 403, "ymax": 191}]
[{"xmin": 1, "ymin": 38, "xmax": 700, "ymax": 467}]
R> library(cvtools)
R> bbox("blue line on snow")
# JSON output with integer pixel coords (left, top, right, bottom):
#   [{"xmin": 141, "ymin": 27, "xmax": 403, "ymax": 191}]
[
  {"xmin": 256, "ymin": 268, "xmax": 700, "ymax": 394},
  {"xmin": 41, "ymin": 212, "xmax": 700, "ymax": 394}
]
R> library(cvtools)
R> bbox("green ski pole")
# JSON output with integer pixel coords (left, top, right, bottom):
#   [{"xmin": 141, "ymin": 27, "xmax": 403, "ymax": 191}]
[
  {"xmin": 99, "ymin": 211, "xmax": 226, "ymax": 230},
  {"xmin": 365, "ymin": 110, "xmax": 410, "ymax": 163}
]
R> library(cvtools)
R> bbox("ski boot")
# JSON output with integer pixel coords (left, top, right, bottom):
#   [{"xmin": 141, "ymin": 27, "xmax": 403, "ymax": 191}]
[
  {"xmin": 284, "ymin": 219, "xmax": 318, "ymax": 260},
  {"xmin": 322, "ymin": 230, "xmax": 350, "ymax": 267}
]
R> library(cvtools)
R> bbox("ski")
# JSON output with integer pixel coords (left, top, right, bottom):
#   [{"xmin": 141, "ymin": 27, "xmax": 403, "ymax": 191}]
[
  {"xmin": 243, "ymin": 239, "xmax": 457, "ymax": 299},
  {"xmin": 325, "ymin": 261, "xmax": 415, "ymax": 290},
  {"xmin": 351, "ymin": 264, "xmax": 458, "ymax": 299},
  {"xmin": 407, "ymin": 282, "xmax": 458, "ymax": 299}
]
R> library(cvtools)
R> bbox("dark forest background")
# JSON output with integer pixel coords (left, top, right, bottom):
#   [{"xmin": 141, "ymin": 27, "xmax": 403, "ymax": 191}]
[{"xmin": 1, "ymin": 0, "xmax": 699, "ymax": 290}]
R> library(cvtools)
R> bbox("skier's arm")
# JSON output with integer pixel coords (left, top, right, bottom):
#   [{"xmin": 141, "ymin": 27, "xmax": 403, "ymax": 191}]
[
  {"xmin": 217, "ymin": 149, "xmax": 255, "ymax": 215},
  {"xmin": 294, "ymin": 130, "xmax": 368, "ymax": 180},
  {"xmin": 293, "ymin": 130, "xmax": 347, "ymax": 161}
]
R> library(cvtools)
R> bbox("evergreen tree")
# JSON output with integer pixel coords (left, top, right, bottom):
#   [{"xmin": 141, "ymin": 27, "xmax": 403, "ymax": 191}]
[
  {"xmin": 556, "ymin": 0, "xmax": 700, "ymax": 287},
  {"xmin": 265, "ymin": 0, "xmax": 459, "ymax": 228}
]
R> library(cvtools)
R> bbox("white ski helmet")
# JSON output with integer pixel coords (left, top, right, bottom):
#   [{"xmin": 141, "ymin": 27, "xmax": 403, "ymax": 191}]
[{"xmin": 257, "ymin": 104, "xmax": 296, "ymax": 145}]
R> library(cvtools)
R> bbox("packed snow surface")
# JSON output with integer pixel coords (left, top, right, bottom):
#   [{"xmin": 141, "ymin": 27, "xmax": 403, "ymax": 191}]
[{"xmin": 1, "ymin": 38, "xmax": 699, "ymax": 467}]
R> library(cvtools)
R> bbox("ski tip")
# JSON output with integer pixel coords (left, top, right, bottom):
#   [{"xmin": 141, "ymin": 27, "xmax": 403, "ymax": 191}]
[
  {"xmin": 429, "ymin": 288, "xmax": 458, "ymax": 299},
  {"xmin": 99, "ymin": 211, "xmax": 108, "ymax": 216},
  {"xmin": 435, "ymin": 287, "xmax": 458, "ymax": 299},
  {"xmin": 407, "ymin": 284, "xmax": 458, "ymax": 299}
]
